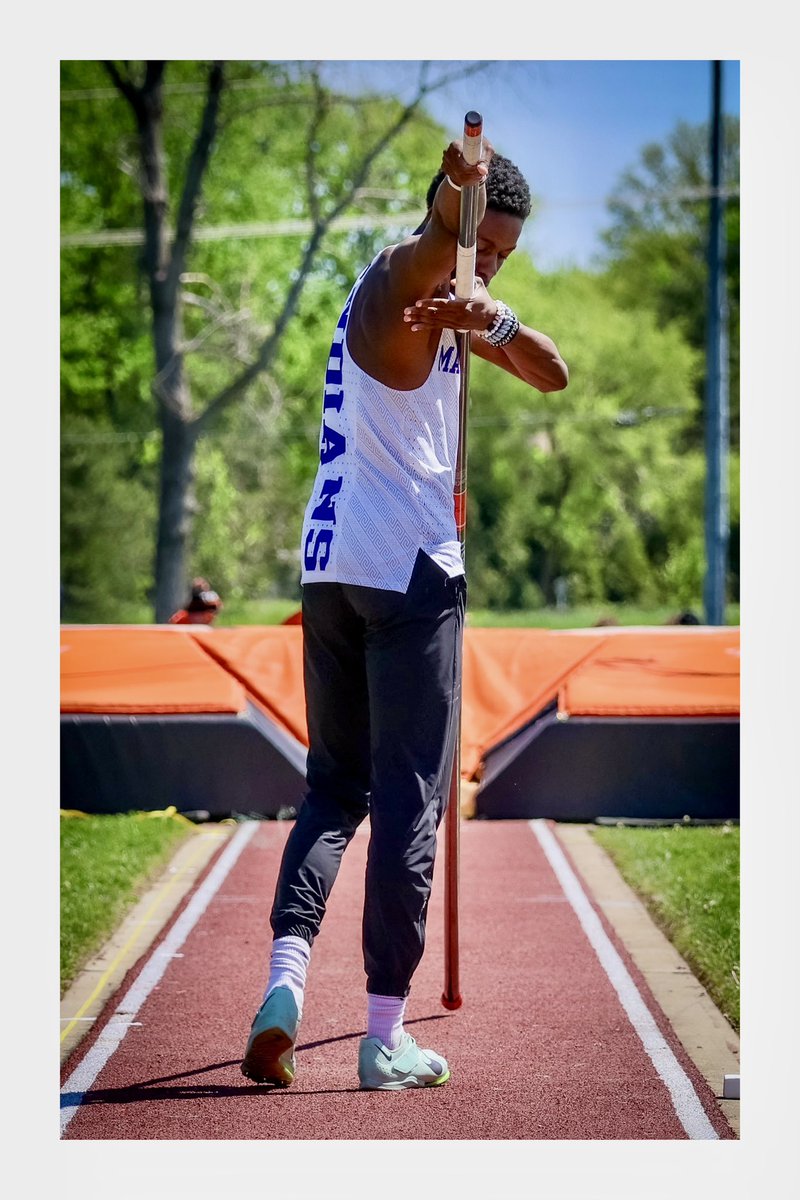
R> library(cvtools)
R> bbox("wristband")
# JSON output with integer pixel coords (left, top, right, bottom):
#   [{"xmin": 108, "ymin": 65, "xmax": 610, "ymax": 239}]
[
  {"xmin": 445, "ymin": 174, "xmax": 487, "ymax": 192},
  {"xmin": 481, "ymin": 300, "xmax": 520, "ymax": 347}
]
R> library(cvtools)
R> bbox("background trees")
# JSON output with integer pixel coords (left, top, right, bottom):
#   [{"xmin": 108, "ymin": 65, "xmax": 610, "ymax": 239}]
[
  {"xmin": 60, "ymin": 62, "xmax": 739, "ymax": 622},
  {"xmin": 465, "ymin": 260, "xmax": 703, "ymax": 609},
  {"xmin": 61, "ymin": 60, "xmax": 475, "ymax": 619},
  {"xmin": 598, "ymin": 115, "xmax": 740, "ymax": 603},
  {"xmin": 600, "ymin": 116, "xmax": 739, "ymax": 420}
]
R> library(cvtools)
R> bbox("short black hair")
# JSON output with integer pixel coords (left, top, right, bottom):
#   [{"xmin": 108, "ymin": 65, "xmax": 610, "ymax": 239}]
[{"xmin": 425, "ymin": 153, "xmax": 531, "ymax": 220}]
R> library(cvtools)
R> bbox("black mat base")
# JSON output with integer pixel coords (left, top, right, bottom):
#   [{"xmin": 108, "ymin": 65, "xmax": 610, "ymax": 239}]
[{"xmin": 475, "ymin": 710, "xmax": 739, "ymax": 822}]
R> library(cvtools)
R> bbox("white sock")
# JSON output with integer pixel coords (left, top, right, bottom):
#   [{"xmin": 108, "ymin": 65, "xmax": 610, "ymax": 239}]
[
  {"xmin": 263, "ymin": 935, "xmax": 310, "ymax": 1018},
  {"xmin": 366, "ymin": 993, "xmax": 407, "ymax": 1050}
]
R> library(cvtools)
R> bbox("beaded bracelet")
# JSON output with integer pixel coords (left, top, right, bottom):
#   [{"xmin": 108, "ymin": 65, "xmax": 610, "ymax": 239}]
[{"xmin": 481, "ymin": 300, "xmax": 520, "ymax": 347}]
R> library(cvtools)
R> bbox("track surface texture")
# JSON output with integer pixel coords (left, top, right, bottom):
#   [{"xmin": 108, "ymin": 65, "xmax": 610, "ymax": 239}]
[{"xmin": 61, "ymin": 819, "xmax": 734, "ymax": 1140}]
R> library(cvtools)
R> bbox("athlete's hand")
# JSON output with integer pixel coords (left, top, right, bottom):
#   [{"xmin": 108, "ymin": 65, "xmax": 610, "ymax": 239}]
[
  {"xmin": 403, "ymin": 279, "xmax": 498, "ymax": 334},
  {"xmin": 441, "ymin": 137, "xmax": 493, "ymax": 189}
]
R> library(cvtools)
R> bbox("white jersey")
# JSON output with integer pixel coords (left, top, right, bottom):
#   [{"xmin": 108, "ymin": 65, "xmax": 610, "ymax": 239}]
[{"xmin": 300, "ymin": 256, "xmax": 464, "ymax": 593}]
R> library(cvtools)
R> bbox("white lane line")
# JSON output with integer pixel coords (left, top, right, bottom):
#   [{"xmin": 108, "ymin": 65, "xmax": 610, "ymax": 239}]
[
  {"xmin": 529, "ymin": 819, "xmax": 719, "ymax": 1141},
  {"xmin": 60, "ymin": 821, "xmax": 259, "ymax": 1137}
]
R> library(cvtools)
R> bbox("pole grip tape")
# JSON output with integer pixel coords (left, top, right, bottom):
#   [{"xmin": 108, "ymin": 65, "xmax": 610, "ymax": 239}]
[
  {"xmin": 455, "ymin": 243, "xmax": 477, "ymax": 300},
  {"xmin": 455, "ymin": 112, "xmax": 483, "ymax": 304}
]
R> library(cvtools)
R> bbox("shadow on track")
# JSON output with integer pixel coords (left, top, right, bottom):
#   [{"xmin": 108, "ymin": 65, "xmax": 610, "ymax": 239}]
[
  {"xmin": 61, "ymin": 1013, "xmax": 453, "ymax": 1108},
  {"xmin": 298, "ymin": 1010, "xmax": 449, "ymax": 1052},
  {"xmin": 61, "ymin": 1081, "xmax": 364, "ymax": 1105}
]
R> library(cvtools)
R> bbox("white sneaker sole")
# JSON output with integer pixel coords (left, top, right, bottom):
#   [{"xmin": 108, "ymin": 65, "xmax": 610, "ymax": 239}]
[{"xmin": 359, "ymin": 1068, "xmax": 451, "ymax": 1091}]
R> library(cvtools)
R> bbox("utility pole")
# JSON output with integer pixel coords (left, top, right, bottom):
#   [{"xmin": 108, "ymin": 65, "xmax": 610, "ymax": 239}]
[{"xmin": 703, "ymin": 60, "xmax": 730, "ymax": 625}]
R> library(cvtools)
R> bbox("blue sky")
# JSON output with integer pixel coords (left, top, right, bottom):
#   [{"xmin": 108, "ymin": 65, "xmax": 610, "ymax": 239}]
[{"xmin": 323, "ymin": 60, "xmax": 740, "ymax": 272}]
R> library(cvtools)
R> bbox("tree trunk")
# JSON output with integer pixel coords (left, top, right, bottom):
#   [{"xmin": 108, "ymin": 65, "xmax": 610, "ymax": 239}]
[
  {"xmin": 154, "ymin": 411, "xmax": 197, "ymax": 622},
  {"xmin": 540, "ymin": 547, "xmax": 558, "ymax": 606},
  {"xmin": 102, "ymin": 60, "xmax": 487, "ymax": 623}
]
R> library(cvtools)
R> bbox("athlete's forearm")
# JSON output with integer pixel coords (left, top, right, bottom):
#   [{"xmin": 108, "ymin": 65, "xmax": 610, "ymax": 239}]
[
  {"xmin": 472, "ymin": 323, "xmax": 569, "ymax": 392},
  {"xmin": 390, "ymin": 140, "xmax": 493, "ymax": 311},
  {"xmin": 427, "ymin": 140, "xmax": 490, "ymax": 244}
]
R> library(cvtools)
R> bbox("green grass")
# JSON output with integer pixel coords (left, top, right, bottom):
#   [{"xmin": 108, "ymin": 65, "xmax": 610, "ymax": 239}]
[
  {"xmin": 467, "ymin": 603, "xmax": 740, "ymax": 628},
  {"xmin": 60, "ymin": 811, "xmax": 195, "ymax": 995},
  {"xmin": 64, "ymin": 599, "xmax": 740, "ymax": 628},
  {"xmin": 216, "ymin": 598, "xmax": 301, "ymax": 625},
  {"xmin": 61, "ymin": 598, "xmax": 302, "ymax": 626},
  {"xmin": 589, "ymin": 823, "xmax": 740, "ymax": 1031}
]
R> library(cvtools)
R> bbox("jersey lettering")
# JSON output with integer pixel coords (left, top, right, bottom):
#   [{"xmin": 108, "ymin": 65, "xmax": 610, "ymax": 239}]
[
  {"xmin": 437, "ymin": 345, "xmax": 461, "ymax": 375},
  {"xmin": 302, "ymin": 259, "xmax": 462, "ymax": 588},
  {"xmin": 303, "ymin": 528, "xmax": 334, "ymax": 572},
  {"xmin": 320, "ymin": 422, "xmax": 346, "ymax": 464},
  {"xmin": 310, "ymin": 477, "xmax": 343, "ymax": 524},
  {"xmin": 326, "ymin": 342, "xmax": 344, "ymax": 387},
  {"xmin": 323, "ymin": 389, "xmax": 344, "ymax": 414}
]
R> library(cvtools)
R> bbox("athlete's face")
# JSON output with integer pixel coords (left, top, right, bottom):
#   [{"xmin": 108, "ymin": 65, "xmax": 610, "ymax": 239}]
[{"xmin": 475, "ymin": 209, "xmax": 524, "ymax": 286}]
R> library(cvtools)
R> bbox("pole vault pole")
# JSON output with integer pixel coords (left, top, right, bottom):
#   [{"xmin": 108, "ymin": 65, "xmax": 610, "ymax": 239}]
[{"xmin": 442, "ymin": 110, "xmax": 483, "ymax": 1011}]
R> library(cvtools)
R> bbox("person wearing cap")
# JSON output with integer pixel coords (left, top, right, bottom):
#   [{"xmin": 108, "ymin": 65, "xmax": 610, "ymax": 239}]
[{"xmin": 168, "ymin": 578, "xmax": 223, "ymax": 625}]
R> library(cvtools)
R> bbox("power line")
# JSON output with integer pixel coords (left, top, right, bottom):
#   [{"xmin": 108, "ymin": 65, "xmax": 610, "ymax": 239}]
[
  {"xmin": 60, "ymin": 211, "xmax": 423, "ymax": 249},
  {"xmin": 59, "ymin": 185, "xmax": 739, "ymax": 251}
]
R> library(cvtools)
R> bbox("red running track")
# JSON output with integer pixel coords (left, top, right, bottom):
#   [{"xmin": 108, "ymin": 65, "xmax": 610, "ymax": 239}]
[{"xmin": 60, "ymin": 819, "xmax": 734, "ymax": 1140}]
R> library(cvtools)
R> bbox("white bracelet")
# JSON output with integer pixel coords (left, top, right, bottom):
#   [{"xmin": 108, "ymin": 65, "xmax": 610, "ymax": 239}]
[
  {"xmin": 445, "ymin": 174, "xmax": 486, "ymax": 192},
  {"xmin": 481, "ymin": 300, "xmax": 520, "ymax": 347}
]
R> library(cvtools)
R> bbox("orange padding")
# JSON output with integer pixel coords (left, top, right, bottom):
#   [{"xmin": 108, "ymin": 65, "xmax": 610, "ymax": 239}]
[
  {"xmin": 559, "ymin": 628, "xmax": 740, "ymax": 718},
  {"xmin": 459, "ymin": 629, "xmax": 608, "ymax": 778},
  {"xmin": 195, "ymin": 626, "xmax": 308, "ymax": 745},
  {"xmin": 60, "ymin": 624, "xmax": 740, "ymax": 776},
  {"xmin": 60, "ymin": 626, "xmax": 246, "ymax": 714}
]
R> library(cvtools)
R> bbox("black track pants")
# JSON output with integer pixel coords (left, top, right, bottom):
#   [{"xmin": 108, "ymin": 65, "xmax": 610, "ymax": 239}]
[{"xmin": 270, "ymin": 549, "xmax": 466, "ymax": 997}]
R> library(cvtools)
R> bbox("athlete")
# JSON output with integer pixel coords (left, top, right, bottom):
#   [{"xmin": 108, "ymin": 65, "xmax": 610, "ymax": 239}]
[{"xmin": 241, "ymin": 135, "xmax": 568, "ymax": 1091}]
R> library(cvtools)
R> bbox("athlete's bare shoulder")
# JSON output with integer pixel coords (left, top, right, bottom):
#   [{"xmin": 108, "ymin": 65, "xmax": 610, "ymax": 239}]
[
  {"xmin": 344, "ymin": 139, "xmax": 490, "ymax": 390},
  {"xmin": 347, "ymin": 237, "xmax": 445, "ymax": 390}
]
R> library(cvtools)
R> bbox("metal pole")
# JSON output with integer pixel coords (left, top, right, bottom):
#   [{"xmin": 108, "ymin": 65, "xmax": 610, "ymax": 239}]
[
  {"xmin": 442, "ymin": 111, "xmax": 483, "ymax": 1011},
  {"xmin": 703, "ymin": 60, "xmax": 730, "ymax": 626}
]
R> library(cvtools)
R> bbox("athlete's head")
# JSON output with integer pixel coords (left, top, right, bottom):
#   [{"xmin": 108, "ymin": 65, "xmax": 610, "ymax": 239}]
[
  {"xmin": 424, "ymin": 153, "xmax": 531, "ymax": 285},
  {"xmin": 425, "ymin": 152, "xmax": 532, "ymax": 222}
]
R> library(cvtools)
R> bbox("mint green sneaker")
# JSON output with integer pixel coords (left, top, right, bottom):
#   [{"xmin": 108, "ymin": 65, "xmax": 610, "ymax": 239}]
[
  {"xmin": 358, "ymin": 1031, "xmax": 450, "ymax": 1091},
  {"xmin": 241, "ymin": 986, "xmax": 300, "ymax": 1087}
]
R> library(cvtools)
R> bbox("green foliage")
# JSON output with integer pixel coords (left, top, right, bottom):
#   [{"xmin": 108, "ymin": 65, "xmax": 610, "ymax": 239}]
[
  {"xmin": 466, "ymin": 259, "xmax": 704, "ymax": 608},
  {"xmin": 60, "ymin": 811, "xmax": 193, "ymax": 993},
  {"xmin": 60, "ymin": 61, "xmax": 443, "ymax": 617},
  {"xmin": 590, "ymin": 823, "xmax": 740, "ymax": 1030},
  {"xmin": 60, "ymin": 417, "xmax": 157, "ymax": 621},
  {"xmin": 599, "ymin": 117, "xmax": 740, "ymax": 452},
  {"xmin": 216, "ymin": 598, "xmax": 301, "ymax": 625},
  {"xmin": 468, "ymin": 603, "xmax": 739, "ymax": 628},
  {"xmin": 60, "ymin": 64, "xmax": 739, "ymax": 621}
]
